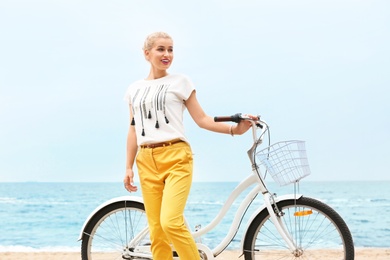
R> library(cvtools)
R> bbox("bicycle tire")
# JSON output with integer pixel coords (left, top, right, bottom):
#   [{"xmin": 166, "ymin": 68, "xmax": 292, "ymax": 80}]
[
  {"xmin": 81, "ymin": 200, "xmax": 150, "ymax": 260},
  {"xmin": 243, "ymin": 196, "xmax": 354, "ymax": 260}
]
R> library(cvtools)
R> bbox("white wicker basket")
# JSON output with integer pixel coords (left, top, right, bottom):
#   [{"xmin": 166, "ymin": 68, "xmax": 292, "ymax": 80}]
[{"xmin": 256, "ymin": 140, "xmax": 311, "ymax": 186}]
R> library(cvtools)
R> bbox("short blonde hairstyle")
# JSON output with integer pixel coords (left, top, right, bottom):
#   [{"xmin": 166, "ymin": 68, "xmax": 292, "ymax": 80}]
[{"xmin": 143, "ymin": 32, "xmax": 172, "ymax": 51}]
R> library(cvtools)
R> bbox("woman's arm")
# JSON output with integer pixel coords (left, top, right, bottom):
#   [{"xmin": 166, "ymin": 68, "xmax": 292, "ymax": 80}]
[
  {"xmin": 124, "ymin": 105, "xmax": 138, "ymax": 192},
  {"xmin": 185, "ymin": 90, "xmax": 253, "ymax": 135}
]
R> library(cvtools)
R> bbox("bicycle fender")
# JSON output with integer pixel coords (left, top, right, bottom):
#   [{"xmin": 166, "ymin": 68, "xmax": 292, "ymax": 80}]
[
  {"xmin": 78, "ymin": 196, "xmax": 144, "ymax": 241},
  {"xmin": 240, "ymin": 194, "xmax": 303, "ymax": 252}
]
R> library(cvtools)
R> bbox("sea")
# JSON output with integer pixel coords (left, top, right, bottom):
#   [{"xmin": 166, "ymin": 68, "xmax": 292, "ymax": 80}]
[{"xmin": 0, "ymin": 181, "xmax": 389, "ymax": 252}]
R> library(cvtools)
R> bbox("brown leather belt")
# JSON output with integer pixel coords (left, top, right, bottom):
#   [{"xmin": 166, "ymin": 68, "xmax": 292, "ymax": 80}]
[{"xmin": 140, "ymin": 139, "xmax": 183, "ymax": 149}]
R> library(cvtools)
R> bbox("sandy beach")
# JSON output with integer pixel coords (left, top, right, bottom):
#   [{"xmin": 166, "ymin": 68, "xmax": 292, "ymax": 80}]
[{"xmin": 0, "ymin": 248, "xmax": 389, "ymax": 259}]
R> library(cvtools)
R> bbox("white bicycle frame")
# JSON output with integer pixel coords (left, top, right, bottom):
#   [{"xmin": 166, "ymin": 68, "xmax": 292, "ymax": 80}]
[
  {"xmin": 190, "ymin": 172, "xmax": 301, "ymax": 258},
  {"xmin": 79, "ymin": 117, "xmax": 301, "ymax": 259}
]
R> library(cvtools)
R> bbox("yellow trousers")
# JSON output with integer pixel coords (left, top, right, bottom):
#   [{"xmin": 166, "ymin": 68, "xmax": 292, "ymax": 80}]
[{"xmin": 136, "ymin": 141, "xmax": 200, "ymax": 260}]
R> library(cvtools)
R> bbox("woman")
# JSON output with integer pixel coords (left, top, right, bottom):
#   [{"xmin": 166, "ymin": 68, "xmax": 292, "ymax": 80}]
[{"xmin": 123, "ymin": 32, "xmax": 254, "ymax": 260}]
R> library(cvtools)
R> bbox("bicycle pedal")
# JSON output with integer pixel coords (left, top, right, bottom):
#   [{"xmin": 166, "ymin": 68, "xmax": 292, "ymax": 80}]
[{"xmin": 195, "ymin": 224, "xmax": 202, "ymax": 243}]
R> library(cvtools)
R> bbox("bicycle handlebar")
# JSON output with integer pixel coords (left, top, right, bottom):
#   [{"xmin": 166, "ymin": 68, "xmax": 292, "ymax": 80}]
[
  {"xmin": 214, "ymin": 113, "xmax": 243, "ymax": 123},
  {"xmin": 214, "ymin": 113, "xmax": 268, "ymax": 145},
  {"xmin": 214, "ymin": 113, "xmax": 263, "ymax": 128}
]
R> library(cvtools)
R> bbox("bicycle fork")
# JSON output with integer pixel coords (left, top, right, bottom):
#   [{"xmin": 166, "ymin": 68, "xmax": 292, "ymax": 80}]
[{"xmin": 263, "ymin": 192, "xmax": 298, "ymax": 252}]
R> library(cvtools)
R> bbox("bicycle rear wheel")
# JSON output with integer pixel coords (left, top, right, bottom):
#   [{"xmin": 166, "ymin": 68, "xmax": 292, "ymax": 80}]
[
  {"xmin": 243, "ymin": 196, "xmax": 354, "ymax": 260},
  {"xmin": 81, "ymin": 200, "xmax": 150, "ymax": 260}
]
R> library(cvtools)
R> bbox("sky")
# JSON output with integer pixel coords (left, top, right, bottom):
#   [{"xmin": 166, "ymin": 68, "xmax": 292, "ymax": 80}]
[{"xmin": 0, "ymin": 0, "xmax": 389, "ymax": 183}]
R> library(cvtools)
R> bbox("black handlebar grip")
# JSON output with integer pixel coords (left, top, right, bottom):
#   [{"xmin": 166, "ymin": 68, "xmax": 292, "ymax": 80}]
[
  {"xmin": 214, "ymin": 116, "xmax": 233, "ymax": 122},
  {"xmin": 214, "ymin": 113, "xmax": 242, "ymax": 123}
]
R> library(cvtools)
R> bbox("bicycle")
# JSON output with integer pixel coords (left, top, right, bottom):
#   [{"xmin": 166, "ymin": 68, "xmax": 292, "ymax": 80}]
[{"xmin": 79, "ymin": 113, "xmax": 355, "ymax": 259}]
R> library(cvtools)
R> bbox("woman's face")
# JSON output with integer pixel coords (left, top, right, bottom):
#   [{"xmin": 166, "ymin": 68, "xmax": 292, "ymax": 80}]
[{"xmin": 145, "ymin": 38, "xmax": 174, "ymax": 71}]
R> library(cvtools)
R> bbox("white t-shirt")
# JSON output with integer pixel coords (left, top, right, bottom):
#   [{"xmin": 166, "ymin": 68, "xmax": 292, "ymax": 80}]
[{"xmin": 124, "ymin": 74, "xmax": 195, "ymax": 146}]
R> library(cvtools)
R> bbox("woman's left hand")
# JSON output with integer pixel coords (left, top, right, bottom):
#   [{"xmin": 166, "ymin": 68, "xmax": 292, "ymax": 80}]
[{"xmin": 232, "ymin": 114, "xmax": 258, "ymax": 135}]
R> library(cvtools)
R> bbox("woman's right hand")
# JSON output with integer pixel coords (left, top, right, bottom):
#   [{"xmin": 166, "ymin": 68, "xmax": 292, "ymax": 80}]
[{"xmin": 124, "ymin": 169, "xmax": 138, "ymax": 192}]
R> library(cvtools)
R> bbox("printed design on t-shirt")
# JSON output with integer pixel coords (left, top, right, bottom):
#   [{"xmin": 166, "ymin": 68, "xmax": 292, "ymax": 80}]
[{"xmin": 131, "ymin": 84, "xmax": 170, "ymax": 136}]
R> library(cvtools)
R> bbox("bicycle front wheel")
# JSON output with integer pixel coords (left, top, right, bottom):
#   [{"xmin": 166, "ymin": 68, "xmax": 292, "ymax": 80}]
[
  {"xmin": 243, "ymin": 196, "xmax": 354, "ymax": 260},
  {"xmin": 81, "ymin": 200, "xmax": 150, "ymax": 260}
]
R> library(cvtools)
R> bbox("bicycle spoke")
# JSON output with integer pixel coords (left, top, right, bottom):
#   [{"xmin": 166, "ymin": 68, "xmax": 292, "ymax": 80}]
[
  {"xmin": 243, "ymin": 197, "xmax": 354, "ymax": 259},
  {"xmin": 81, "ymin": 201, "xmax": 150, "ymax": 260}
]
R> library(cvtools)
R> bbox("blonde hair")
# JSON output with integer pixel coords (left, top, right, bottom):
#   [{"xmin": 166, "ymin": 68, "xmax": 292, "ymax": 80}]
[{"xmin": 143, "ymin": 32, "xmax": 172, "ymax": 51}]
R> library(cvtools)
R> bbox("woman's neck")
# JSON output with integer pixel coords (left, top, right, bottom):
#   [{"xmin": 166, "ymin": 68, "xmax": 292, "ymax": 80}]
[{"xmin": 146, "ymin": 68, "xmax": 168, "ymax": 80}]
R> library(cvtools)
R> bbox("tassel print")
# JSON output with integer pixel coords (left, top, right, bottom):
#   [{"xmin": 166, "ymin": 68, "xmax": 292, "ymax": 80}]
[
  {"xmin": 131, "ymin": 83, "xmax": 172, "ymax": 137},
  {"xmin": 139, "ymin": 88, "xmax": 148, "ymax": 136},
  {"xmin": 142, "ymin": 87, "xmax": 151, "ymax": 119},
  {"xmin": 154, "ymin": 85, "xmax": 164, "ymax": 128},
  {"xmin": 131, "ymin": 89, "xmax": 140, "ymax": 128},
  {"xmin": 162, "ymin": 86, "xmax": 169, "ymax": 124}
]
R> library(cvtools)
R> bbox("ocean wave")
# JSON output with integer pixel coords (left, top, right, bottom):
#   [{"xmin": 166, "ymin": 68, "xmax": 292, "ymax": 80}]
[
  {"xmin": 187, "ymin": 200, "xmax": 224, "ymax": 206},
  {"xmin": 0, "ymin": 197, "xmax": 71, "ymax": 205},
  {"xmin": 0, "ymin": 197, "xmax": 18, "ymax": 204}
]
